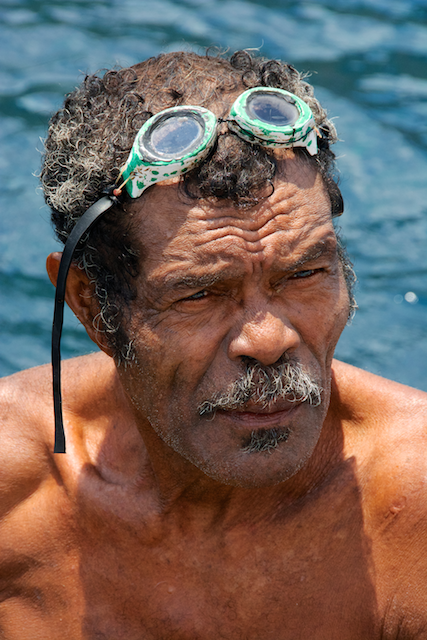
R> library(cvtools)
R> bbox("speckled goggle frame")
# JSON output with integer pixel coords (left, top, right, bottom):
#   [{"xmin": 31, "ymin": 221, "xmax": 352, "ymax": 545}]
[{"xmin": 119, "ymin": 87, "xmax": 318, "ymax": 199}]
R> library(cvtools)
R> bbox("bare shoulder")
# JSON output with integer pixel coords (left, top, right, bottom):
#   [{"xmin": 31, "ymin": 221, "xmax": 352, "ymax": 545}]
[
  {"xmin": 0, "ymin": 360, "xmax": 52, "ymax": 519},
  {"xmin": 331, "ymin": 358, "xmax": 427, "ymax": 483},
  {"xmin": 331, "ymin": 358, "xmax": 427, "ymax": 428},
  {"xmin": 331, "ymin": 358, "xmax": 427, "ymax": 523},
  {"xmin": 332, "ymin": 360, "xmax": 427, "ymax": 632},
  {"xmin": 0, "ymin": 352, "xmax": 116, "ymax": 518}
]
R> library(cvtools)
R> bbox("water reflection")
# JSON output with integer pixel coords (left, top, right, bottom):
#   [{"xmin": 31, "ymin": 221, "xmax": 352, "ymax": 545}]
[{"xmin": 0, "ymin": 0, "xmax": 426, "ymax": 389}]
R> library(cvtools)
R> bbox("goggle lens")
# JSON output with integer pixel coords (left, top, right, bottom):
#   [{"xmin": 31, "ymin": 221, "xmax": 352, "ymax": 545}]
[
  {"xmin": 246, "ymin": 93, "xmax": 299, "ymax": 127},
  {"xmin": 143, "ymin": 113, "xmax": 205, "ymax": 159}
]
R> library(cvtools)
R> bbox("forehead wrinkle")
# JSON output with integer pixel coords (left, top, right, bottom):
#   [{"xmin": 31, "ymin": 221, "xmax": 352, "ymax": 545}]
[
  {"xmin": 132, "ymin": 162, "xmax": 333, "ymax": 283},
  {"xmin": 188, "ymin": 212, "xmax": 335, "ymax": 259},
  {"xmin": 199, "ymin": 198, "xmax": 300, "ymax": 232},
  {"xmin": 181, "ymin": 207, "xmax": 323, "ymax": 257},
  {"xmin": 148, "ymin": 229, "xmax": 337, "ymax": 295},
  {"xmin": 275, "ymin": 230, "xmax": 338, "ymax": 266},
  {"xmin": 190, "ymin": 188, "xmax": 310, "ymax": 236},
  {"xmin": 147, "ymin": 260, "xmax": 247, "ymax": 292},
  {"xmin": 144, "ymin": 211, "xmax": 336, "ymax": 285},
  {"xmin": 131, "ymin": 161, "xmax": 329, "ymax": 248},
  {"xmin": 190, "ymin": 228, "xmax": 265, "ymax": 255},
  {"xmin": 185, "ymin": 193, "xmax": 331, "ymax": 248}
]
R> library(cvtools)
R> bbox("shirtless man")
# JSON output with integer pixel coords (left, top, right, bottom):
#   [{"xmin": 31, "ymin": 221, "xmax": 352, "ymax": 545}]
[{"xmin": 1, "ymin": 50, "xmax": 427, "ymax": 640}]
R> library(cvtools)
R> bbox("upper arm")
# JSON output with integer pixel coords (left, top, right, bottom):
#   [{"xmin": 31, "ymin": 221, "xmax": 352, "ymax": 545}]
[{"xmin": 0, "ymin": 369, "xmax": 53, "ymax": 520}]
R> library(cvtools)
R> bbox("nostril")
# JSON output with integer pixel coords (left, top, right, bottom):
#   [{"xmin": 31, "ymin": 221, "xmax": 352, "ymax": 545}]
[
  {"xmin": 241, "ymin": 353, "xmax": 291, "ymax": 368},
  {"xmin": 228, "ymin": 312, "xmax": 301, "ymax": 367}
]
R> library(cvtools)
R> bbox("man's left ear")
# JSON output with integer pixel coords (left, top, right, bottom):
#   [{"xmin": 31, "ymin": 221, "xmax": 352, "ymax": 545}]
[{"xmin": 46, "ymin": 252, "xmax": 115, "ymax": 357}]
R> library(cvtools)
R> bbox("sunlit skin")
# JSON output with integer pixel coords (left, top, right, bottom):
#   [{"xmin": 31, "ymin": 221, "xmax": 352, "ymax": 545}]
[{"xmin": 1, "ymin": 156, "xmax": 427, "ymax": 639}]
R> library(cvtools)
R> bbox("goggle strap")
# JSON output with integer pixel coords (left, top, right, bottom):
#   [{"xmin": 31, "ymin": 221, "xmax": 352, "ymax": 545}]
[{"xmin": 52, "ymin": 195, "xmax": 115, "ymax": 453}]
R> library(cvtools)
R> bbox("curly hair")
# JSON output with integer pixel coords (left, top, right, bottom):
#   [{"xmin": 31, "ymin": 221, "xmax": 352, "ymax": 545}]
[{"xmin": 41, "ymin": 49, "xmax": 346, "ymax": 362}]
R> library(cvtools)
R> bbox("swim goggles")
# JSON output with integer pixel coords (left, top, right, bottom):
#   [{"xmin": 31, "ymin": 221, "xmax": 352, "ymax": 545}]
[
  {"xmin": 117, "ymin": 87, "xmax": 318, "ymax": 198},
  {"xmin": 51, "ymin": 87, "xmax": 335, "ymax": 453}
]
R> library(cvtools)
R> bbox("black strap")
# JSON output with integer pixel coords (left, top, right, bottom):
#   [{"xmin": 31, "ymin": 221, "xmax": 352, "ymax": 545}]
[{"xmin": 52, "ymin": 196, "xmax": 115, "ymax": 453}]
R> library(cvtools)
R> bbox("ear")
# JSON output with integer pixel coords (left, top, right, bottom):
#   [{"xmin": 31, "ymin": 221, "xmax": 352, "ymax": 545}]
[{"xmin": 46, "ymin": 252, "xmax": 115, "ymax": 358}]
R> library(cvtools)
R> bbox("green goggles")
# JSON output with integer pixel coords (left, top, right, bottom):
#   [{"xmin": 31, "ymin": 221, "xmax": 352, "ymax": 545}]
[{"xmin": 118, "ymin": 87, "xmax": 318, "ymax": 198}]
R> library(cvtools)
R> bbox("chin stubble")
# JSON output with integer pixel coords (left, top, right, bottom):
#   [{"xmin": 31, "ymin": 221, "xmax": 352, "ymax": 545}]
[{"xmin": 241, "ymin": 426, "xmax": 291, "ymax": 454}]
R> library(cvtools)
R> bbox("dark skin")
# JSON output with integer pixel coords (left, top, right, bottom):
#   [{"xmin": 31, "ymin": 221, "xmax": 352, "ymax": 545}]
[{"xmin": 1, "ymin": 157, "xmax": 427, "ymax": 639}]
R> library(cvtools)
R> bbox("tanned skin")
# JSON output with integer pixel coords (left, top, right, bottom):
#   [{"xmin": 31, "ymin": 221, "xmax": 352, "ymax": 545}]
[{"xmin": 1, "ymin": 157, "xmax": 427, "ymax": 639}]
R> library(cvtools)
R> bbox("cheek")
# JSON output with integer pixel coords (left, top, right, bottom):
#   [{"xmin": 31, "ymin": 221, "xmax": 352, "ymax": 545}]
[
  {"xmin": 290, "ymin": 277, "xmax": 350, "ymax": 360},
  {"xmin": 318, "ymin": 281, "xmax": 350, "ymax": 357},
  {"xmin": 129, "ymin": 299, "xmax": 236, "ymax": 375},
  {"xmin": 122, "ymin": 311, "xmax": 223, "ymax": 409}
]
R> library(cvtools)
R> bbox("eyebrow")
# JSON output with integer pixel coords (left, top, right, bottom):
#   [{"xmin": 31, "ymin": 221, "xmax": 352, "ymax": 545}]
[
  {"xmin": 285, "ymin": 237, "xmax": 338, "ymax": 271},
  {"xmin": 148, "ymin": 270, "xmax": 232, "ymax": 294},
  {"xmin": 148, "ymin": 236, "xmax": 338, "ymax": 293}
]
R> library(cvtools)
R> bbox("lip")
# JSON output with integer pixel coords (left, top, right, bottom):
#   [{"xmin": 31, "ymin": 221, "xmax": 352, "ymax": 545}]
[{"xmin": 217, "ymin": 402, "xmax": 300, "ymax": 428}]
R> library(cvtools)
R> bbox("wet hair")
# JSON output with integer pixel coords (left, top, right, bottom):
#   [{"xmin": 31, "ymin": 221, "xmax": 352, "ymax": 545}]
[{"xmin": 41, "ymin": 49, "xmax": 347, "ymax": 361}]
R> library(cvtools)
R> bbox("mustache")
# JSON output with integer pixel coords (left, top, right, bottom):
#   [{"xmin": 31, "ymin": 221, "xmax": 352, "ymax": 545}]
[{"xmin": 198, "ymin": 358, "xmax": 323, "ymax": 417}]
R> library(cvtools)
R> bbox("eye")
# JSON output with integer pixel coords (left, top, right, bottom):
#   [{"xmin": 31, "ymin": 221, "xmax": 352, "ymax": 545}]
[
  {"xmin": 289, "ymin": 268, "xmax": 325, "ymax": 280},
  {"xmin": 181, "ymin": 290, "xmax": 208, "ymax": 301},
  {"xmin": 290, "ymin": 268, "xmax": 320, "ymax": 279}
]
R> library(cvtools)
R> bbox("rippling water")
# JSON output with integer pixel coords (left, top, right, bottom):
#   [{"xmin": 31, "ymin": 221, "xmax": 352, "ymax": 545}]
[{"xmin": 0, "ymin": 0, "xmax": 426, "ymax": 389}]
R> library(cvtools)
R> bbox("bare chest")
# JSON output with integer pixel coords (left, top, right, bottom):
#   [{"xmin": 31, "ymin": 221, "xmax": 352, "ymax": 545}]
[
  {"xmin": 74, "ymin": 532, "xmax": 378, "ymax": 640},
  {"xmin": 51, "ymin": 490, "xmax": 379, "ymax": 640},
  {"xmin": 2, "ymin": 475, "xmax": 380, "ymax": 640}
]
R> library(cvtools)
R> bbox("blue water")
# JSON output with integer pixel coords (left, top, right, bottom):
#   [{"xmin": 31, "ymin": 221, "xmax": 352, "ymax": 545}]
[{"xmin": 0, "ymin": 0, "xmax": 426, "ymax": 389}]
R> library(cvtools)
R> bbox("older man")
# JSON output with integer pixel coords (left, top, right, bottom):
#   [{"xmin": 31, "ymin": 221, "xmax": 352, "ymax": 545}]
[{"xmin": 1, "ymin": 50, "xmax": 427, "ymax": 639}]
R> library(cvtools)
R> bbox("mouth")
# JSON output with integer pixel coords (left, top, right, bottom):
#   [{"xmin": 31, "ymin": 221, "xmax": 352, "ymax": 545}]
[
  {"xmin": 220, "ymin": 402, "xmax": 303, "ymax": 455},
  {"xmin": 216, "ymin": 401, "xmax": 300, "ymax": 429}
]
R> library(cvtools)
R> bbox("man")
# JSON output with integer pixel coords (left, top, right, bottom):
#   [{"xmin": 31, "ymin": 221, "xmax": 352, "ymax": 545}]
[{"xmin": 1, "ymin": 50, "xmax": 427, "ymax": 639}]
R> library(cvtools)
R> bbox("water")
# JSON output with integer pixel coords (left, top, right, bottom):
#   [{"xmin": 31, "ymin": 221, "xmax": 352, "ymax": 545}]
[{"xmin": 0, "ymin": 0, "xmax": 426, "ymax": 389}]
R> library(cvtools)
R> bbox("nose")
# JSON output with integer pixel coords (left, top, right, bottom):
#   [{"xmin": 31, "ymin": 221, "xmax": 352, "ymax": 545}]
[{"xmin": 227, "ymin": 307, "xmax": 301, "ymax": 366}]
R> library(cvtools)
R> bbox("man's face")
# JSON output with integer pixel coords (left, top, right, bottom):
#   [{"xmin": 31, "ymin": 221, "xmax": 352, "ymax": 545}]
[{"xmin": 117, "ymin": 156, "xmax": 350, "ymax": 488}]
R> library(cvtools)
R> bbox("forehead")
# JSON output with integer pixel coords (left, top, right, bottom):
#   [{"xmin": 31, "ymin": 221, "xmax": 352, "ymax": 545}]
[{"xmin": 129, "ymin": 158, "xmax": 334, "ymax": 279}]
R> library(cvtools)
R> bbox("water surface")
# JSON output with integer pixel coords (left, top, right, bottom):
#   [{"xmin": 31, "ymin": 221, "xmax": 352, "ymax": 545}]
[{"xmin": 0, "ymin": 0, "xmax": 426, "ymax": 389}]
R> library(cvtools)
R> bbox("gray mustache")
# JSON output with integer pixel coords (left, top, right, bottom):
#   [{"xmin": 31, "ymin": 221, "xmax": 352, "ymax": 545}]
[{"xmin": 198, "ymin": 359, "xmax": 322, "ymax": 417}]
